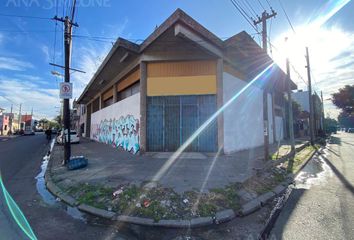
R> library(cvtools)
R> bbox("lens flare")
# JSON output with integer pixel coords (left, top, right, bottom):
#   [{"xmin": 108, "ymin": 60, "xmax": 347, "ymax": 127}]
[
  {"xmin": 0, "ymin": 173, "xmax": 37, "ymax": 240},
  {"xmin": 151, "ymin": 62, "xmax": 275, "ymax": 183},
  {"xmin": 309, "ymin": 0, "xmax": 351, "ymax": 29}
]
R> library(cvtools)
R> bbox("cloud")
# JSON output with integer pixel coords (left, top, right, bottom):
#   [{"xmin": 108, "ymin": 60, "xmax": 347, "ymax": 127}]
[
  {"xmin": 0, "ymin": 56, "xmax": 34, "ymax": 71},
  {"xmin": 41, "ymin": 45, "xmax": 50, "ymax": 62},
  {"xmin": 330, "ymin": 51, "xmax": 352, "ymax": 62},
  {"xmin": 71, "ymin": 19, "xmax": 129, "ymax": 100},
  {"xmin": 336, "ymin": 60, "xmax": 354, "ymax": 69},
  {"xmin": 0, "ymin": 75, "xmax": 59, "ymax": 119}
]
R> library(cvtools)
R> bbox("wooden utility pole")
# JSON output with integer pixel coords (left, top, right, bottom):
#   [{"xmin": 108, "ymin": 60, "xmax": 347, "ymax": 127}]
[
  {"xmin": 53, "ymin": 0, "xmax": 78, "ymax": 164},
  {"xmin": 321, "ymin": 91, "xmax": 325, "ymax": 131},
  {"xmin": 254, "ymin": 9, "xmax": 277, "ymax": 161},
  {"xmin": 286, "ymin": 55, "xmax": 295, "ymax": 154},
  {"xmin": 305, "ymin": 47, "xmax": 315, "ymax": 145}
]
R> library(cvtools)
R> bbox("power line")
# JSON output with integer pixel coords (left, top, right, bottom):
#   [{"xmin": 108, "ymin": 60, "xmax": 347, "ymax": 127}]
[
  {"xmin": 278, "ymin": 0, "xmax": 296, "ymax": 33},
  {"xmin": 257, "ymin": 0, "xmax": 266, "ymax": 10},
  {"xmin": 230, "ymin": 0, "xmax": 260, "ymax": 33},
  {"xmin": 265, "ymin": 0, "xmax": 272, "ymax": 9},
  {"xmin": 0, "ymin": 13, "xmax": 51, "ymax": 20},
  {"xmin": 269, "ymin": 17, "xmax": 273, "ymax": 56},
  {"xmin": 242, "ymin": 0, "xmax": 258, "ymax": 17},
  {"xmin": 239, "ymin": 0, "xmax": 257, "ymax": 20},
  {"xmin": 0, "ymin": 29, "xmax": 57, "ymax": 33},
  {"xmin": 0, "ymin": 95, "xmax": 19, "ymax": 106}
]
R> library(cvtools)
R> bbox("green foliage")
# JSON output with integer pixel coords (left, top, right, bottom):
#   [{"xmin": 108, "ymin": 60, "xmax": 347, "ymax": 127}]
[
  {"xmin": 67, "ymin": 184, "xmax": 113, "ymax": 210},
  {"xmin": 210, "ymin": 183, "xmax": 241, "ymax": 210},
  {"xmin": 198, "ymin": 203, "xmax": 217, "ymax": 217},
  {"xmin": 331, "ymin": 85, "xmax": 354, "ymax": 113}
]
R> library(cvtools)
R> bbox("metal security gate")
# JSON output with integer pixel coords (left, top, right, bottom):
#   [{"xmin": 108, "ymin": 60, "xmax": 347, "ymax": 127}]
[{"xmin": 147, "ymin": 95, "xmax": 217, "ymax": 152}]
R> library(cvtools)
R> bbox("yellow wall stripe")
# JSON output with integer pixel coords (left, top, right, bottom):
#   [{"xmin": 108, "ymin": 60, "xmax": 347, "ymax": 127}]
[
  {"xmin": 147, "ymin": 75, "xmax": 216, "ymax": 96},
  {"xmin": 147, "ymin": 60, "xmax": 216, "ymax": 77}
]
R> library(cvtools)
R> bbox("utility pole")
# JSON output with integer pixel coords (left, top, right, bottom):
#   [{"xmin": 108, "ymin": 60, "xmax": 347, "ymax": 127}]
[
  {"xmin": 286, "ymin": 52, "xmax": 295, "ymax": 155},
  {"xmin": 305, "ymin": 47, "xmax": 315, "ymax": 145},
  {"xmin": 9, "ymin": 104, "xmax": 13, "ymax": 134},
  {"xmin": 53, "ymin": 0, "xmax": 78, "ymax": 164},
  {"xmin": 321, "ymin": 91, "xmax": 325, "ymax": 132},
  {"xmin": 254, "ymin": 9, "xmax": 277, "ymax": 161},
  {"xmin": 18, "ymin": 103, "xmax": 22, "ymax": 131}
]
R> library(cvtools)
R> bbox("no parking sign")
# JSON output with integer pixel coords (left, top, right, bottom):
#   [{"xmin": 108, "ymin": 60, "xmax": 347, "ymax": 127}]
[{"xmin": 59, "ymin": 82, "xmax": 73, "ymax": 99}]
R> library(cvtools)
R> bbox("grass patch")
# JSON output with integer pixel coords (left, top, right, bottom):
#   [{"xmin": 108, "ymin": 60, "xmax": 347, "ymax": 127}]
[
  {"xmin": 66, "ymin": 183, "xmax": 113, "ymax": 210},
  {"xmin": 198, "ymin": 203, "xmax": 217, "ymax": 217},
  {"xmin": 285, "ymin": 145, "xmax": 317, "ymax": 173},
  {"xmin": 210, "ymin": 183, "xmax": 241, "ymax": 210}
]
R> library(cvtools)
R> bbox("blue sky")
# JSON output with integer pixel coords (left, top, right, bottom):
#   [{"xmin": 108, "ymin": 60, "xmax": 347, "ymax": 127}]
[{"xmin": 0, "ymin": 0, "xmax": 353, "ymax": 119}]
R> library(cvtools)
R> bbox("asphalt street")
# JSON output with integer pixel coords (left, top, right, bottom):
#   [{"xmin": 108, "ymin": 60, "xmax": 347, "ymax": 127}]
[
  {"xmin": 0, "ymin": 133, "xmax": 273, "ymax": 240},
  {"xmin": 0, "ymin": 134, "xmax": 136, "ymax": 240},
  {"xmin": 271, "ymin": 132, "xmax": 354, "ymax": 240}
]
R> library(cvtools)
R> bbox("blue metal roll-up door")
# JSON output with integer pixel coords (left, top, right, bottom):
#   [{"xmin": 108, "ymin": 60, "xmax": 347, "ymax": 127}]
[{"xmin": 147, "ymin": 95, "xmax": 217, "ymax": 152}]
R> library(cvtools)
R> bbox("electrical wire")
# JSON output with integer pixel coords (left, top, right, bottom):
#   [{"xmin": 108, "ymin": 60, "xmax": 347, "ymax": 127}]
[
  {"xmin": 238, "ymin": 0, "xmax": 257, "ymax": 20},
  {"xmin": 230, "ymin": 0, "xmax": 260, "ymax": 33},
  {"xmin": 0, "ymin": 13, "xmax": 51, "ymax": 20},
  {"xmin": 278, "ymin": 0, "xmax": 296, "ymax": 33},
  {"xmin": 269, "ymin": 17, "xmax": 273, "ymax": 56},
  {"xmin": 257, "ymin": 0, "xmax": 266, "ymax": 10},
  {"xmin": 265, "ymin": 0, "xmax": 272, "ymax": 9},
  {"xmin": 242, "ymin": 0, "xmax": 258, "ymax": 17},
  {"xmin": 52, "ymin": 0, "xmax": 60, "ymax": 90},
  {"xmin": 0, "ymin": 29, "xmax": 57, "ymax": 33}
]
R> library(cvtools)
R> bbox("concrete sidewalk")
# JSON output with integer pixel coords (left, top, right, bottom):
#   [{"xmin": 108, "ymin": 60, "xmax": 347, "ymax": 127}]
[{"xmin": 50, "ymin": 137, "xmax": 308, "ymax": 194}]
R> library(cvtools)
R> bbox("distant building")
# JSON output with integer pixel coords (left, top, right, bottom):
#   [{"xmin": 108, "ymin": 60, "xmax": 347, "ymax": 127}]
[
  {"xmin": 71, "ymin": 100, "xmax": 83, "ymax": 133},
  {"xmin": 0, "ymin": 114, "xmax": 10, "ymax": 135},
  {"xmin": 292, "ymin": 90, "xmax": 323, "ymax": 137}
]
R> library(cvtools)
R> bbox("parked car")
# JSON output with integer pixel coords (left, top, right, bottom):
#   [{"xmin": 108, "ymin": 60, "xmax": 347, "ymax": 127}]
[
  {"xmin": 24, "ymin": 129, "xmax": 35, "ymax": 135},
  {"xmin": 56, "ymin": 130, "xmax": 80, "ymax": 144},
  {"xmin": 348, "ymin": 128, "xmax": 354, "ymax": 133},
  {"xmin": 52, "ymin": 128, "xmax": 58, "ymax": 134}
]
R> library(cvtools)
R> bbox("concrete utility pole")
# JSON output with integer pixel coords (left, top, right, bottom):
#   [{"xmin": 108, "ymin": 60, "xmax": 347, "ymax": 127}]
[
  {"xmin": 254, "ymin": 9, "xmax": 277, "ymax": 161},
  {"xmin": 53, "ymin": 0, "xmax": 78, "ymax": 164},
  {"xmin": 9, "ymin": 104, "xmax": 13, "ymax": 133},
  {"xmin": 18, "ymin": 103, "xmax": 21, "ymax": 131},
  {"xmin": 286, "ymin": 54, "xmax": 295, "ymax": 155},
  {"xmin": 321, "ymin": 91, "xmax": 325, "ymax": 131},
  {"xmin": 305, "ymin": 47, "xmax": 315, "ymax": 145}
]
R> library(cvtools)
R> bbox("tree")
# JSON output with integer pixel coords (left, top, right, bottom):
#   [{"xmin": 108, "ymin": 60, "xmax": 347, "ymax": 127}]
[
  {"xmin": 38, "ymin": 118, "xmax": 49, "ymax": 129},
  {"xmin": 338, "ymin": 111, "xmax": 354, "ymax": 128},
  {"xmin": 54, "ymin": 115, "xmax": 62, "ymax": 126},
  {"xmin": 324, "ymin": 117, "xmax": 338, "ymax": 133},
  {"xmin": 332, "ymin": 85, "xmax": 354, "ymax": 128},
  {"xmin": 332, "ymin": 85, "xmax": 354, "ymax": 114}
]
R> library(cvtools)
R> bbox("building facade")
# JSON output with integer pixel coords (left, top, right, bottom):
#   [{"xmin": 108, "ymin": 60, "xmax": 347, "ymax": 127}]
[
  {"xmin": 77, "ymin": 9, "xmax": 296, "ymax": 154},
  {"xmin": 292, "ymin": 90, "xmax": 323, "ymax": 137}
]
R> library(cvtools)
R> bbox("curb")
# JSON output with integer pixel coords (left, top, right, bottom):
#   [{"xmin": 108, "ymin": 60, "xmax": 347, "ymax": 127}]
[
  {"xmin": 259, "ymin": 146, "xmax": 323, "ymax": 239},
  {"xmin": 43, "ymin": 141, "xmax": 320, "ymax": 228},
  {"xmin": 239, "ymin": 145, "xmax": 318, "ymax": 217},
  {"xmin": 293, "ymin": 148, "xmax": 318, "ymax": 179},
  {"xmin": 78, "ymin": 204, "xmax": 116, "ymax": 219},
  {"xmin": 43, "ymin": 143, "xmax": 240, "ymax": 228},
  {"xmin": 268, "ymin": 141, "xmax": 310, "ymax": 168}
]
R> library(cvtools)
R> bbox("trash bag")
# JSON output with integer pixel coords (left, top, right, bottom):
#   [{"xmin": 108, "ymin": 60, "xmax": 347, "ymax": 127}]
[{"xmin": 67, "ymin": 156, "xmax": 88, "ymax": 170}]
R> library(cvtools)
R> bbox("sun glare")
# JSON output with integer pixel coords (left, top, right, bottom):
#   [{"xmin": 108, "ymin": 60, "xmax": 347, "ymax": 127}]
[{"xmin": 273, "ymin": 0, "xmax": 353, "ymax": 91}]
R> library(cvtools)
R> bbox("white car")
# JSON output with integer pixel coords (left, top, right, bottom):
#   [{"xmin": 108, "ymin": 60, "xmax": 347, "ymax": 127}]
[{"xmin": 56, "ymin": 130, "xmax": 80, "ymax": 144}]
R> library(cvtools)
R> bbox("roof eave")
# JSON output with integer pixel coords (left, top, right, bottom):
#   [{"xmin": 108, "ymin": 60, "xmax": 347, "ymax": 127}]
[{"xmin": 77, "ymin": 38, "xmax": 139, "ymax": 104}]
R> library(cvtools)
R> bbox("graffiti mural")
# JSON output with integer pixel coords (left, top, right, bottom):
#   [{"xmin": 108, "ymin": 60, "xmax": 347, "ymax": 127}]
[{"xmin": 92, "ymin": 115, "xmax": 140, "ymax": 154}]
